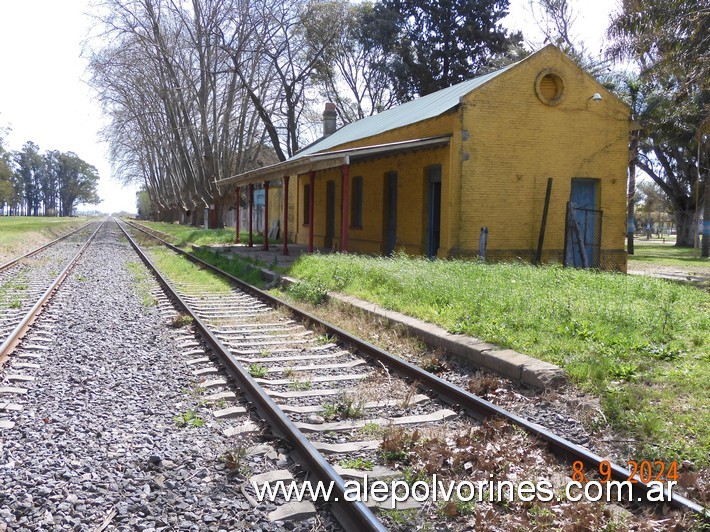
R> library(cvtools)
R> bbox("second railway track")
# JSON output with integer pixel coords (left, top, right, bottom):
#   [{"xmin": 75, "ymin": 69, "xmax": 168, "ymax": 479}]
[{"xmin": 0, "ymin": 220, "xmax": 103, "ymax": 366}]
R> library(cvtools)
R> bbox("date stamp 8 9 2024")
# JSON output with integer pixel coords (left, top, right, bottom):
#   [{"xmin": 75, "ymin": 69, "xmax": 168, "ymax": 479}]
[
  {"xmin": 571, "ymin": 460, "xmax": 679, "ymax": 484},
  {"xmin": 565, "ymin": 460, "xmax": 680, "ymax": 504}
]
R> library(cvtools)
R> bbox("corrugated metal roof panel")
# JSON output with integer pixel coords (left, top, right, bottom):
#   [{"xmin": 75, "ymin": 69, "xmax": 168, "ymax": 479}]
[{"xmin": 296, "ymin": 62, "xmax": 517, "ymax": 159}]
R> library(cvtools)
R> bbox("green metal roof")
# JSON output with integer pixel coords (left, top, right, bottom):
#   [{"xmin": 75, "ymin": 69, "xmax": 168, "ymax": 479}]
[{"xmin": 296, "ymin": 62, "xmax": 517, "ymax": 159}]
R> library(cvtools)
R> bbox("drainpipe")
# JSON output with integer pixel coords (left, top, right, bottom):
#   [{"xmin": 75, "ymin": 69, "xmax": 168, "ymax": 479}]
[
  {"xmin": 248, "ymin": 183, "xmax": 254, "ymax": 248},
  {"xmin": 263, "ymin": 181, "xmax": 270, "ymax": 251},
  {"xmin": 309, "ymin": 171, "xmax": 315, "ymax": 253},
  {"xmin": 235, "ymin": 187, "xmax": 240, "ymax": 244}
]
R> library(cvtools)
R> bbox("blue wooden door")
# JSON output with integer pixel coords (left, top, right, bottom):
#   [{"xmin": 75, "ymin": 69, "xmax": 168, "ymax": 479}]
[{"xmin": 569, "ymin": 179, "xmax": 598, "ymax": 268}]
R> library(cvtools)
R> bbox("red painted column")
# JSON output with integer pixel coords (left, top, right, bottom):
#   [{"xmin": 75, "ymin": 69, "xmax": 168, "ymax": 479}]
[
  {"xmin": 282, "ymin": 175, "xmax": 289, "ymax": 256},
  {"xmin": 263, "ymin": 181, "xmax": 270, "ymax": 251},
  {"xmin": 308, "ymin": 171, "xmax": 315, "ymax": 253},
  {"xmin": 248, "ymin": 183, "xmax": 254, "ymax": 248},
  {"xmin": 340, "ymin": 164, "xmax": 350, "ymax": 253},
  {"xmin": 234, "ymin": 186, "xmax": 240, "ymax": 244}
]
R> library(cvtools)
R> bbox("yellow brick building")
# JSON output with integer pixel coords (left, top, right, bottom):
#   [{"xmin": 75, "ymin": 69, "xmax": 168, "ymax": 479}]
[{"xmin": 218, "ymin": 45, "xmax": 631, "ymax": 271}]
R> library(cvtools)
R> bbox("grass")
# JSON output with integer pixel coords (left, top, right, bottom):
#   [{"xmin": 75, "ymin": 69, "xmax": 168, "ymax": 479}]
[
  {"xmin": 137, "ymin": 220, "xmax": 279, "ymax": 247},
  {"xmin": 190, "ymin": 248, "xmax": 266, "ymax": 288},
  {"xmin": 287, "ymin": 252, "xmax": 710, "ymax": 467},
  {"xmin": 0, "ymin": 216, "xmax": 92, "ymax": 263},
  {"xmin": 125, "ymin": 261, "xmax": 157, "ymax": 307},
  {"xmin": 131, "ymin": 221, "xmax": 269, "ymax": 288},
  {"xmin": 173, "ymin": 409, "xmax": 205, "ymax": 428},
  {"xmin": 629, "ymin": 240, "xmax": 710, "ymax": 271},
  {"xmin": 247, "ymin": 363, "xmax": 268, "ymax": 378},
  {"xmin": 338, "ymin": 457, "xmax": 374, "ymax": 470},
  {"xmin": 145, "ymin": 245, "xmax": 233, "ymax": 295}
]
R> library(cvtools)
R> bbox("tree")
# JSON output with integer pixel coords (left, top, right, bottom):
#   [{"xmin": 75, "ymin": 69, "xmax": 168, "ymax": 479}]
[
  {"xmin": 225, "ymin": 0, "xmax": 344, "ymax": 160},
  {"xmin": 366, "ymin": 0, "xmax": 523, "ymax": 102},
  {"xmin": 136, "ymin": 187, "xmax": 153, "ymax": 220},
  {"xmin": 89, "ymin": 0, "xmax": 273, "ymax": 227},
  {"xmin": 525, "ymin": 0, "xmax": 612, "ymax": 78},
  {"xmin": 13, "ymin": 142, "xmax": 44, "ymax": 216},
  {"xmin": 608, "ymin": 0, "xmax": 710, "ymax": 92},
  {"xmin": 55, "ymin": 152, "xmax": 100, "ymax": 215},
  {"xmin": 0, "ymin": 155, "xmax": 14, "ymax": 215},
  {"xmin": 0, "ymin": 132, "xmax": 14, "ymax": 214},
  {"xmin": 608, "ymin": 0, "xmax": 709, "ymax": 249},
  {"xmin": 309, "ymin": 1, "xmax": 396, "ymax": 123}
]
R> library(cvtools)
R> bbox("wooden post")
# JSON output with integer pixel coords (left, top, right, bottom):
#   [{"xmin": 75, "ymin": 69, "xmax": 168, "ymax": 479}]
[
  {"xmin": 248, "ymin": 183, "xmax": 254, "ymax": 248},
  {"xmin": 235, "ymin": 186, "xmax": 240, "ymax": 244},
  {"xmin": 534, "ymin": 178, "xmax": 553, "ymax": 265},
  {"xmin": 263, "ymin": 181, "xmax": 270, "ymax": 251},
  {"xmin": 340, "ymin": 164, "xmax": 349, "ymax": 253},
  {"xmin": 282, "ymin": 175, "xmax": 289, "ymax": 256},
  {"xmin": 308, "ymin": 171, "xmax": 315, "ymax": 253}
]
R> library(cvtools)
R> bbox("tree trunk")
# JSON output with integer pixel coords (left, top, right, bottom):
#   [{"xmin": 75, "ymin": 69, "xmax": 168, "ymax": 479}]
[
  {"xmin": 212, "ymin": 193, "xmax": 229, "ymax": 229},
  {"xmin": 627, "ymin": 129, "xmax": 638, "ymax": 254},
  {"xmin": 674, "ymin": 210, "xmax": 696, "ymax": 247},
  {"xmin": 702, "ymin": 175, "xmax": 709, "ymax": 257}
]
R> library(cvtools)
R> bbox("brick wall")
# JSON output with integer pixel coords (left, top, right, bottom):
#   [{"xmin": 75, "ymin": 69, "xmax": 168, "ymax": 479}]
[{"xmin": 458, "ymin": 47, "xmax": 629, "ymax": 270}]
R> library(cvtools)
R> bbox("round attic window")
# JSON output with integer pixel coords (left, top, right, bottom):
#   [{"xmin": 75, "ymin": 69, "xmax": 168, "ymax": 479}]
[{"xmin": 535, "ymin": 70, "xmax": 564, "ymax": 106}]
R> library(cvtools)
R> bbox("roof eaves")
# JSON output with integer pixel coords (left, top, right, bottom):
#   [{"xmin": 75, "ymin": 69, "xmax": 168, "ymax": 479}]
[{"xmin": 215, "ymin": 136, "xmax": 451, "ymax": 190}]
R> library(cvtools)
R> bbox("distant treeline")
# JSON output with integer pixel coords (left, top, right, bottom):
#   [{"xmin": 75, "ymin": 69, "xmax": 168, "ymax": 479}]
[{"xmin": 0, "ymin": 140, "xmax": 100, "ymax": 216}]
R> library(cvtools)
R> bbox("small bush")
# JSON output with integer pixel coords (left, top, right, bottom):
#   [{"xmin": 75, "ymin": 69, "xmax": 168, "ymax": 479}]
[
  {"xmin": 287, "ymin": 280, "xmax": 328, "ymax": 305},
  {"xmin": 171, "ymin": 313, "xmax": 193, "ymax": 328},
  {"xmin": 247, "ymin": 363, "xmax": 268, "ymax": 378},
  {"xmin": 173, "ymin": 410, "xmax": 205, "ymax": 428}
]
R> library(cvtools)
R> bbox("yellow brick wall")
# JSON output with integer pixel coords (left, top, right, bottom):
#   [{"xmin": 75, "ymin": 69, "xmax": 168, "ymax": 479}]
[
  {"xmin": 290, "ymin": 146, "xmax": 451, "ymax": 255},
  {"xmin": 458, "ymin": 46, "xmax": 629, "ymax": 270}
]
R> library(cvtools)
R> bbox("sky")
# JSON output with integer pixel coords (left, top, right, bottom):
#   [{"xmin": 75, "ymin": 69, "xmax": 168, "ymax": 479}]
[{"xmin": 0, "ymin": 0, "xmax": 621, "ymax": 215}]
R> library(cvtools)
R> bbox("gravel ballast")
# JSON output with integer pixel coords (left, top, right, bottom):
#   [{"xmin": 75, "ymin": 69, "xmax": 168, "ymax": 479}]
[{"xmin": 0, "ymin": 222, "xmax": 334, "ymax": 531}]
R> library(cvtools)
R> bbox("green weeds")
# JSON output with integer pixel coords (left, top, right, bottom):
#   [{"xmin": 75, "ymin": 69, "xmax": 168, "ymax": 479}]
[
  {"xmin": 287, "ymin": 280, "xmax": 328, "ymax": 305},
  {"xmin": 173, "ymin": 410, "xmax": 205, "ymax": 428},
  {"xmin": 125, "ymin": 261, "xmax": 157, "ymax": 307},
  {"xmin": 288, "ymin": 379, "xmax": 312, "ymax": 391},
  {"xmin": 338, "ymin": 457, "xmax": 374, "ymax": 470},
  {"xmin": 171, "ymin": 313, "xmax": 193, "ymax": 328},
  {"xmin": 321, "ymin": 395, "xmax": 365, "ymax": 421},
  {"xmin": 247, "ymin": 363, "xmax": 268, "ymax": 378},
  {"xmin": 190, "ymin": 248, "xmax": 265, "ymax": 288},
  {"xmin": 287, "ymin": 253, "xmax": 710, "ymax": 466}
]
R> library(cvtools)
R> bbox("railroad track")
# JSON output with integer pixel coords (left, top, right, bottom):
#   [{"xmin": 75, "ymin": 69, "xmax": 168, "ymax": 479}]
[
  {"xmin": 121, "ymin": 218, "xmax": 708, "ymax": 529},
  {"xmin": 0, "ymin": 220, "xmax": 103, "ymax": 368}
]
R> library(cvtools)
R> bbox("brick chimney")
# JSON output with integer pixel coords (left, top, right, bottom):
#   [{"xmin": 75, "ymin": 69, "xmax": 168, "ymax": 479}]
[{"xmin": 323, "ymin": 102, "xmax": 337, "ymax": 136}]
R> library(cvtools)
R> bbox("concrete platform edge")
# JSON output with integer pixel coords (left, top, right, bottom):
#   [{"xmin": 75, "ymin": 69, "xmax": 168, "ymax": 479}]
[{"xmin": 277, "ymin": 275, "xmax": 567, "ymax": 390}]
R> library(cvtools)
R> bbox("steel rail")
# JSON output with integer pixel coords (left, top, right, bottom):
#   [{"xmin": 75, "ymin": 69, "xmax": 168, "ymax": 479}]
[
  {"xmin": 0, "ymin": 220, "xmax": 104, "ymax": 365},
  {"xmin": 0, "ymin": 221, "xmax": 94, "ymax": 272},
  {"xmin": 124, "ymin": 219, "xmax": 709, "ymax": 521},
  {"xmin": 116, "ymin": 219, "xmax": 386, "ymax": 532}
]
